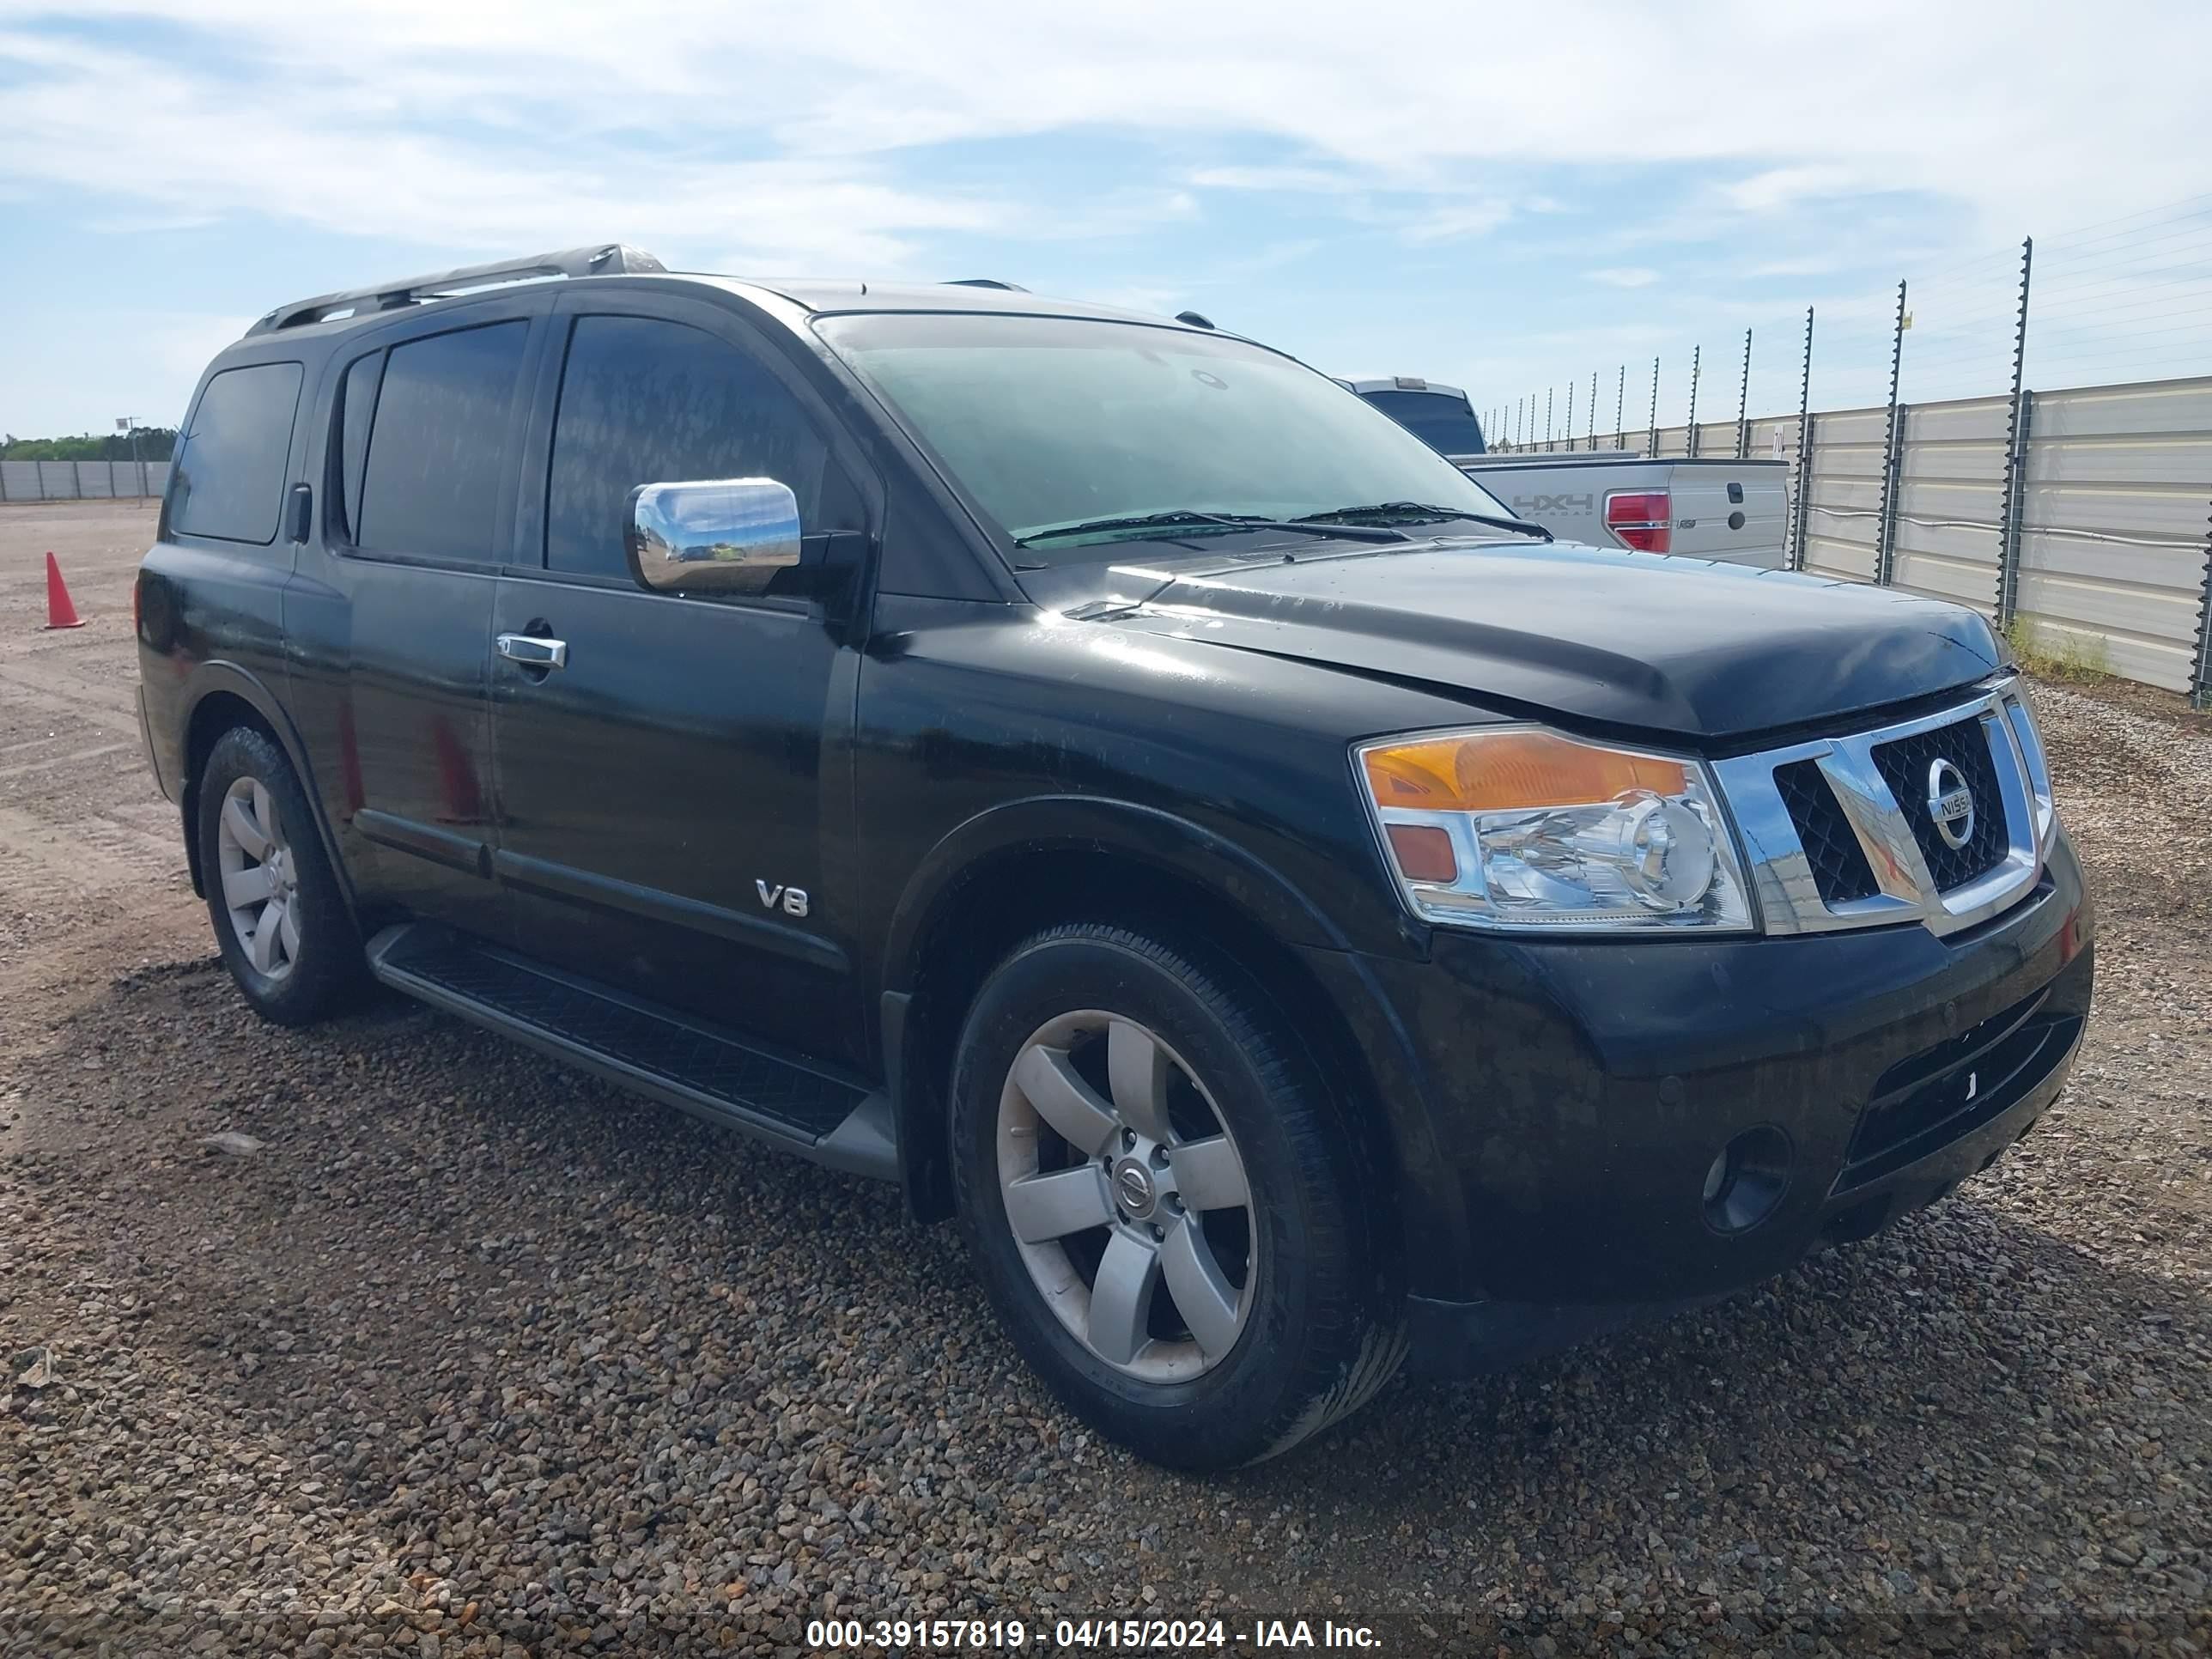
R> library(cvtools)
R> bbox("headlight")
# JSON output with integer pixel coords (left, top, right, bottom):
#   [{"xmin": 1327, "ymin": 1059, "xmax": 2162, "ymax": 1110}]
[{"xmin": 1356, "ymin": 726, "xmax": 1753, "ymax": 933}]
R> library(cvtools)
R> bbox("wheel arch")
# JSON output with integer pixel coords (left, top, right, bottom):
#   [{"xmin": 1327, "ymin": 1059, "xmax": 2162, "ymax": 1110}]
[
  {"xmin": 179, "ymin": 663, "xmax": 356, "ymax": 920},
  {"xmin": 883, "ymin": 799, "xmax": 1417, "ymax": 1265}
]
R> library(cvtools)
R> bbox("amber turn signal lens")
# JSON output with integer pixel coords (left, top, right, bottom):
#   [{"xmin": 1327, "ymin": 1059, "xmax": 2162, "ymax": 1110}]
[
  {"xmin": 1362, "ymin": 729, "xmax": 1690, "ymax": 811},
  {"xmin": 1384, "ymin": 823, "xmax": 1457, "ymax": 883}
]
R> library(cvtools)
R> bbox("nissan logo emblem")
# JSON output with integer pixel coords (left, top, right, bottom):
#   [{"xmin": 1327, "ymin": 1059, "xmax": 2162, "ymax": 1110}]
[
  {"xmin": 1925, "ymin": 757, "xmax": 1975, "ymax": 850},
  {"xmin": 1112, "ymin": 1160, "xmax": 1158, "ymax": 1218}
]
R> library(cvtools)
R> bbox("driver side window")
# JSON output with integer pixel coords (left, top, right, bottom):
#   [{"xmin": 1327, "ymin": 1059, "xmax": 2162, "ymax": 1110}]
[{"xmin": 544, "ymin": 315, "xmax": 856, "ymax": 580}]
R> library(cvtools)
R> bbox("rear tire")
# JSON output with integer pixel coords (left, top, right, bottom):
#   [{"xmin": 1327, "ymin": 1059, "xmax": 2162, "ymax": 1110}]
[
  {"xmin": 197, "ymin": 726, "xmax": 365, "ymax": 1026},
  {"xmin": 950, "ymin": 923, "xmax": 1403, "ymax": 1470}
]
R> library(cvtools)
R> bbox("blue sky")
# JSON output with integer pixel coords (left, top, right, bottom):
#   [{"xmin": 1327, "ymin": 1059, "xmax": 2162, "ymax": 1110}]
[{"xmin": 5, "ymin": 0, "xmax": 2210, "ymax": 439}]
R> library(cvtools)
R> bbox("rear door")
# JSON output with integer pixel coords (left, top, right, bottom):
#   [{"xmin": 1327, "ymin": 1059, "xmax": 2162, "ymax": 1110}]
[
  {"xmin": 487, "ymin": 289, "xmax": 875, "ymax": 1066},
  {"xmin": 283, "ymin": 293, "xmax": 547, "ymax": 938}
]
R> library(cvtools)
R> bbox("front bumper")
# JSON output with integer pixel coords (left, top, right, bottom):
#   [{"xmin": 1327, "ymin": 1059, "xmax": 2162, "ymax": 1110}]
[{"xmin": 1337, "ymin": 826, "xmax": 2094, "ymax": 1376}]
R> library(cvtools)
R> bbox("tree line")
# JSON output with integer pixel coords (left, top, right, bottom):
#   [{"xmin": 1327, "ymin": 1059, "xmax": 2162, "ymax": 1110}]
[{"xmin": 2, "ymin": 428, "xmax": 179, "ymax": 462}]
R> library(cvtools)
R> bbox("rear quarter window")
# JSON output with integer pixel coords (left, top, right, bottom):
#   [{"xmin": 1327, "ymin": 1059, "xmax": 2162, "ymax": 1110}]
[{"xmin": 169, "ymin": 362, "xmax": 305, "ymax": 544}]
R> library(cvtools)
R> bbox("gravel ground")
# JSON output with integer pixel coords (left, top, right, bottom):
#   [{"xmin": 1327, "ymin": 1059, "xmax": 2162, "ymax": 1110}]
[{"xmin": 3, "ymin": 502, "xmax": 2209, "ymax": 1658}]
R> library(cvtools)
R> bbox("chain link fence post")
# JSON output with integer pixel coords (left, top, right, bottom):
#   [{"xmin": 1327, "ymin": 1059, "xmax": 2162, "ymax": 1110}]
[
  {"xmin": 1996, "ymin": 239, "xmax": 2035, "ymax": 627},
  {"xmin": 1646, "ymin": 357, "xmax": 1660, "ymax": 458},
  {"xmin": 1686, "ymin": 346, "xmax": 1701, "ymax": 459},
  {"xmin": 1790, "ymin": 307, "xmax": 1814, "ymax": 571},
  {"xmin": 1876, "ymin": 279, "xmax": 1908, "ymax": 586},
  {"xmin": 1614, "ymin": 364, "xmax": 1626, "ymax": 450},
  {"xmin": 2192, "ymin": 501, "xmax": 2212, "ymax": 708},
  {"xmin": 1735, "ymin": 328, "xmax": 1753, "ymax": 459}
]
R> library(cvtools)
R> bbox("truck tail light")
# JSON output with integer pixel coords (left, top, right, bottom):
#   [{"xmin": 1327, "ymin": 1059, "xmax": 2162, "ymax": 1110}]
[{"xmin": 1604, "ymin": 490, "xmax": 1671, "ymax": 553}]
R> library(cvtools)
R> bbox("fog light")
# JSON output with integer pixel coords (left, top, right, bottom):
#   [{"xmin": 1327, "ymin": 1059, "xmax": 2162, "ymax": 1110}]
[{"xmin": 1701, "ymin": 1125, "xmax": 1792, "ymax": 1235}]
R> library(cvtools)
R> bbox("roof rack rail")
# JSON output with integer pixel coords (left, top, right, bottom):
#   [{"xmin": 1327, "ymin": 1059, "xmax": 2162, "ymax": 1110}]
[
  {"xmin": 243, "ymin": 243, "xmax": 668, "ymax": 337},
  {"xmin": 943, "ymin": 277, "xmax": 1029, "ymax": 292}
]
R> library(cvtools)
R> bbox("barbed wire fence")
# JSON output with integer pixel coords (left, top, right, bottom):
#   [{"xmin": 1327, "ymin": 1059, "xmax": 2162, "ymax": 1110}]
[{"xmin": 1486, "ymin": 189, "xmax": 2212, "ymax": 706}]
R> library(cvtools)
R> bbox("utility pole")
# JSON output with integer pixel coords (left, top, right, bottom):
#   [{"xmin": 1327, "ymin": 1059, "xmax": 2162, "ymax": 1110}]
[{"xmin": 118, "ymin": 415, "xmax": 147, "ymax": 505}]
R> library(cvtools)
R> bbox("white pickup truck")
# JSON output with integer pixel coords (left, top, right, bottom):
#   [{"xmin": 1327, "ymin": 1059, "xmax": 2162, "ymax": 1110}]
[{"xmin": 1340, "ymin": 376, "xmax": 1791, "ymax": 569}]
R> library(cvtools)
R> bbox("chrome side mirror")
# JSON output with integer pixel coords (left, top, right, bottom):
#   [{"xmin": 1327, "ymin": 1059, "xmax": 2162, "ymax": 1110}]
[{"xmin": 627, "ymin": 478, "xmax": 802, "ymax": 595}]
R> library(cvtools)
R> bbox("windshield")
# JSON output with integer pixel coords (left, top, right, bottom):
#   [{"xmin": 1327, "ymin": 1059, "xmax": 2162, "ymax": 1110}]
[
  {"xmin": 817, "ymin": 313, "xmax": 1514, "ymax": 562},
  {"xmin": 1358, "ymin": 389, "xmax": 1486, "ymax": 457}
]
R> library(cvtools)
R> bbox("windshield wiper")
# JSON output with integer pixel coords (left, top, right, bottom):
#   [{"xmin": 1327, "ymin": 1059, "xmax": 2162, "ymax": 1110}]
[
  {"xmin": 1014, "ymin": 509, "xmax": 1407, "ymax": 549},
  {"xmin": 1296, "ymin": 501, "xmax": 1554, "ymax": 542}
]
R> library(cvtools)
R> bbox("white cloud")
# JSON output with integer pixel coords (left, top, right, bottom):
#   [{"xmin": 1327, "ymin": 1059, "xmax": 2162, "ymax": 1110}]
[
  {"xmin": 1187, "ymin": 165, "xmax": 1363, "ymax": 194},
  {"xmin": 1746, "ymin": 256, "xmax": 1841, "ymax": 278},
  {"xmin": 1401, "ymin": 199, "xmax": 1513, "ymax": 245},
  {"xmin": 5, "ymin": 0, "xmax": 2208, "ymax": 250},
  {"xmin": 5, "ymin": 0, "xmax": 2212, "ymax": 431},
  {"xmin": 0, "ymin": 24, "xmax": 1003, "ymax": 273},
  {"xmin": 1586, "ymin": 267, "xmax": 1661, "ymax": 289},
  {"xmin": 1718, "ymin": 166, "xmax": 1864, "ymax": 215}
]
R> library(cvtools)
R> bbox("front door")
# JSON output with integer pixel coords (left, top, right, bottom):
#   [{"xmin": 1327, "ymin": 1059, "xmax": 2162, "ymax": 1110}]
[{"xmin": 488, "ymin": 292, "xmax": 872, "ymax": 1066}]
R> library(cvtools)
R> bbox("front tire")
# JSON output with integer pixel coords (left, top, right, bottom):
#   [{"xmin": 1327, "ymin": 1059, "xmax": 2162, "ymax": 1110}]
[
  {"xmin": 197, "ymin": 726, "xmax": 365, "ymax": 1026},
  {"xmin": 950, "ymin": 923, "xmax": 1403, "ymax": 1470}
]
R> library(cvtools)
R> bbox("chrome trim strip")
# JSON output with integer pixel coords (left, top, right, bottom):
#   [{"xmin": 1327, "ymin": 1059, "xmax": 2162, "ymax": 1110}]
[
  {"xmin": 1712, "ymin": 681, "xmax": 2047, "ymax": 939},
  {"xmin": 1818, "ymin": 743, "xmax": 1936, "ymax": 903}
]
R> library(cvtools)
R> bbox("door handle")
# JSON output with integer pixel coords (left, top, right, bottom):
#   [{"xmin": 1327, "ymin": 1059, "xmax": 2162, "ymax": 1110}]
[{"xmin": 496, "ymin": 633, "xmax": 568, "ymax": 671}]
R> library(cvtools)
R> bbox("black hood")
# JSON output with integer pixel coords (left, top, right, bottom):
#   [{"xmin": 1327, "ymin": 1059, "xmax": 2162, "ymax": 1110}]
[{"xmin": 1080, "ymin": 540, "xmax": 2007, "ymax": 742}]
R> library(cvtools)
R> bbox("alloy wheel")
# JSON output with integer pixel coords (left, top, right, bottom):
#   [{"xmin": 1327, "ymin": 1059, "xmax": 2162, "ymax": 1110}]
[
  {"xmin": 996, "ymin": 1010, "xmax": 1255, "ymax": 1382},
  {"xmin": 216, "ymin": 775, "xmax": 301, "ymax": 981}
]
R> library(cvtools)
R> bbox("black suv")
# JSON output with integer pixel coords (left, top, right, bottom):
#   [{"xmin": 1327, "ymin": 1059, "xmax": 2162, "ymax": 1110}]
[{"xmin": 137, "ymin": 244, "xmax": 2093, "ymax": 1470}]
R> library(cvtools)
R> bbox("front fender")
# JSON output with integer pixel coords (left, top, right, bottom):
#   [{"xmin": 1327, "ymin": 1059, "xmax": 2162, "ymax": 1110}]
[
  {"xmin": 876, "ymin": 795, "xmax": 1475, "ymax": 1285},
  {"xmin": 881, "ymin": 793, "xmax": 1358, "ymax": 996}
]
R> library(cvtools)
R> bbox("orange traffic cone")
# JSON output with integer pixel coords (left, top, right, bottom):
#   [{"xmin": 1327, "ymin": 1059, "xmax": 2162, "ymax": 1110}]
[{"xmin": 42, "ymin": 552, "xmax": 86, "ymax": 630}]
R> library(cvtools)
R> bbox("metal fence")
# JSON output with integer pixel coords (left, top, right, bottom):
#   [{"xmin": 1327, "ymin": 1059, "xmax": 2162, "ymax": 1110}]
[
  {"xmin": 0, "ymin": 459, "xmax": 172, "ymax": 502},
  {"xmin": 1487, "ymin": 192, "xmax": 2212, "ymax": 707}
]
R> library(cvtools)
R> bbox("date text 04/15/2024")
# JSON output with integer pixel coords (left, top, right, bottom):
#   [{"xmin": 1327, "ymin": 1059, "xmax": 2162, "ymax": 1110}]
[
  {"xmin": 1060, "ymin": 1623, "xmax": 1378, "ymax": 1650},
  {"xmin": 804, "ymin": 1618, "xmax": 1382, "ymax": 1650}
]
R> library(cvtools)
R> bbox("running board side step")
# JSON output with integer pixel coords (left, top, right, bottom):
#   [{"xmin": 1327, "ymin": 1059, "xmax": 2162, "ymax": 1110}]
[{"xmin": 365, "ymin": 925, "xmax": 896, "ymax": 1182}]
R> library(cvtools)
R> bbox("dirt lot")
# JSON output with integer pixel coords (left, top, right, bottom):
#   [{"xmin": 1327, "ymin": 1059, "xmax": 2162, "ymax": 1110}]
[{"xmin": 3, "ymin": 501, "xmax": 2209, "ymax": 1658}]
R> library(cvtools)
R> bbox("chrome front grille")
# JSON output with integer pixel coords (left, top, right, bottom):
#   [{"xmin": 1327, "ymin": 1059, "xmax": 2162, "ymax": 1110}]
[
  {"xmin": 1714, "ymin": 681, "xmax": 2051, "ymax": 938},
  {"xmin": 1868, "ymin": 718, "xmax": 2010, "ymax": 890},
  {"xmin": 1771, "ymin": 758, "xmax": 1881, "ymax": 905}
]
